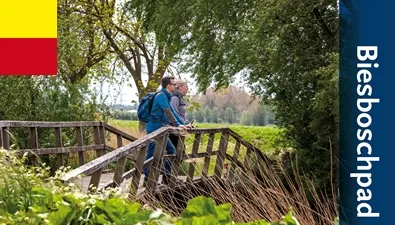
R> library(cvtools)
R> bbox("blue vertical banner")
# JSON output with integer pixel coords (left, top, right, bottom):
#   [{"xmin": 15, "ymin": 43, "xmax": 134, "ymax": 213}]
[{"xmin": 339, "ymin": 0, "xmax": 394, "ymax": 224}]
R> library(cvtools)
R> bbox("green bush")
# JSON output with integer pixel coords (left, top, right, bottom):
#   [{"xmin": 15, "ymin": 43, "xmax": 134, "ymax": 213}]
[{"xmin": 0, "ymin": 150, "xmax": 302, "ymax": 225}]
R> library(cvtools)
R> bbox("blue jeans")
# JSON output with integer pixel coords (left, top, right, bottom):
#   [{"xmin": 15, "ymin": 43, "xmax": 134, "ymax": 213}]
[{"xmin": 144, "ymin": 138, "xmax": 176, "ymax": 178}]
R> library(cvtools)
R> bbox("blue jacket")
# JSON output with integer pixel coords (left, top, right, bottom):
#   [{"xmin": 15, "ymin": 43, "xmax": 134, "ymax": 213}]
[{"xmin": 146, "ymin": 88, "xmax": 185, "ymax": 133}]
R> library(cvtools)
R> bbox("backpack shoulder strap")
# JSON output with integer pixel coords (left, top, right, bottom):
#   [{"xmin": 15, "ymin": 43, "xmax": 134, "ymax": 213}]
[{"xmin": 148, "ymin": 91, "xmax": 162, "ymax": 114}]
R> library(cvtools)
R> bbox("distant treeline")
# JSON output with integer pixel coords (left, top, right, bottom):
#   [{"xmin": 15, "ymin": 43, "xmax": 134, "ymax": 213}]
[{"xmin": 112, "ymin": 86, "xmax": 275, "ymax": 126}]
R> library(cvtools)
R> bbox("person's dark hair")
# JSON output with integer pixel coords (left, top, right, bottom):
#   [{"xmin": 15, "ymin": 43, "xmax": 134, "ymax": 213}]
[{"xmin": 161, "ymin": 76, "xmax": 175, "ymax": 88}]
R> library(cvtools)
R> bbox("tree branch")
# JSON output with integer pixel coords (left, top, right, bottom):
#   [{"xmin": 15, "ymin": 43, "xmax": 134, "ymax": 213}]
[{"xmin": 313, "ymin": 8, "xmax": 334, "ymax": 38}]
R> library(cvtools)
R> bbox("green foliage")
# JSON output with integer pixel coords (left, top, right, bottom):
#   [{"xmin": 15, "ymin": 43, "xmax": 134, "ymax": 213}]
[
  {"xmin": 113, "ymin": 110, "xmax": 138, "ymax": 121},
  {"xmin": 58, "ymin": 0, "xmax": 110, "ymax": 84},
  {"xmin": 109, "ymin": 120, "xmax": 288, "ymax": 156},
  {"xmin": 210, "ymin": 108, "xmax": 219, "ymax": 123},
  {"xmin": 240, "ymin": 111, "xmax": 254, "ymax": 126},
  {"xmin": 0, "ymin": 151, "xmax": 304, "ymax": 225},
  {"xmin": 177, "ymin": 197, "xmax": 232, "ymax": 225},
  {"xmin": 224, "ymin": 108, "xmax": 235, "ymax": 124},
  {"xmin": 127, "ymin": 0, "xmax": 339, "ymax": 195}
]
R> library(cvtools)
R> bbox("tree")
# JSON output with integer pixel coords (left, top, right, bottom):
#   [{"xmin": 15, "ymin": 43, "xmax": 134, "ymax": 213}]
[
  {"xmin": 61, "ymin": 0, "xmax": 194, "ymax": 131},
  {"xmin": 240, "ymin": 111, "xmax": 253, "ymax": 126},
  {"xmin": 210, "ymin": 108, "xmax": 219, "ymax": 123},
  {"xmin": 194, "ymin": 110, "xmax": 204, "ymax": 123},
  {"xmin": 130, "ymin": 0, "xmax": 339, "ymax": 195},
  {"xmin": 224, "ymin": 108, "xmax": 235, "ymax": 124},
  {"xmin": 203, "ymin": 107, "xmax": 211, "ymax": 122},
  {"xmin": 252, "ymin": 104, "xmax": 267, "ymax": 126},
  {"xmin": 58, "ymin": 0, "xmax": 110, "ymax": 84},
  {"xmin": 186, "ymin": 111, "xmax": 194, "ymax": 122}
]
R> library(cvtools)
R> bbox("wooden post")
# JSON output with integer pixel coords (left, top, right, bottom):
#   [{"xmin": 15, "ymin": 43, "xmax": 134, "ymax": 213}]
[
  {"xmin": 93, "ymin": 126, "xmax": 100, "ymax": 146},
  {"xmin": 113, "ymin": 134, "xmax": 125, "ymax": 187},
  {"xmin": 113, "ymin": 156, "xmax": 127, "ymax": 187},
  {"xmin": 2, "ymin": 127, "xmax": 10, "ymax": 150},
  {"xmin": 93, "ymin": 124, "xmax": 106, "ymax": 157},
  {"xmin": 187, "ymin": 134, "xmax": 201, "ymax": 183},
  {"xmin": 146, "ymin": 134, "xmax": 168, "ymax": 194},
  {"xmin": 98, "ymin": 124, "xmax": 107, "ymax": 156},
  {"xmin": 169, "ymin": 135, "xmax": 185, "ymax": 190},
  {"xmin": 130, "ymin": 146, "xmax": 147, "ymax": 194},
  {"xmin": 89, "ymin": 125, "xmax": 106, "ymax": 191},
  {"xmin": 214, "ymin": 132, "xmax": 229, "ymax": 180},
  {"xmin": 55, "ymin": 127, "xmax": 63, "ymax": 169},
  {"xmin": 228, "ymin": 141, "xmax": 241, "ymax": 180},
  {"xmin": 202, "ymin": 133, "xmax": 215, "ymax": 181},
  {"xmin": 76, "ymin": 127, "xmax": 85, "ymax": 166},
  {"xmin": 244, "ymin": 147, "xmax": 252, "ymax": 169},
  {"xmin": 117, "ymin": 134, "xmax": 123, "ymax": 148},
  {"xmin": 30, "ymin": 127, "xmax": 39, "ymax": 165}
]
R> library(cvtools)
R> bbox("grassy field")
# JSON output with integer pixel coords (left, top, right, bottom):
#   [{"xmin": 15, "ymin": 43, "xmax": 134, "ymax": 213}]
[
  {"xmin": 108, "ymin": 120, "xmax": 283, "ymax": 153},
  {"xmin": 107, "ymin": 120, "xmax": 286, "ymax": 176}
]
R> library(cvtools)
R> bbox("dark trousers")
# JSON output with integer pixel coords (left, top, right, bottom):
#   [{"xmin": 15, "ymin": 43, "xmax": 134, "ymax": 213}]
[
  {"xmin": 169, "ymin": 134, "xmax": 179, "ymax": 149},
  {"xmin": 144, "ymin": 138, "xmax": 176, "ymax": 178}
]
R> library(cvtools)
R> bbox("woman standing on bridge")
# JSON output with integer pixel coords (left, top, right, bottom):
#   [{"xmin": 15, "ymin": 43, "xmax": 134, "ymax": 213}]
[{"xmin": 169, "ymin": 80, "xmax": 190, "ymax": 149}]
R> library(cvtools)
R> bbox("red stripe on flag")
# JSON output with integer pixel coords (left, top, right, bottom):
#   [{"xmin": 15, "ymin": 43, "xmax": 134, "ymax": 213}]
[{"xmin": 0, "ymin": 38, "xmax": 57, "ymax": 75}]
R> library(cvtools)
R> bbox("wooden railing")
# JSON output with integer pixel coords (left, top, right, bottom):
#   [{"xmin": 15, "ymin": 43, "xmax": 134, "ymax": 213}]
[
  {"xmin": 59, "ymin": 126, "xmax": 271, "ymax": 197},
  {"xmin": 0, "ymin": 121, "xmax": 138, "ymax": 171},
  {"xmin": 0, "ymin": 120, "xmax": 271, "ymax": 197}
]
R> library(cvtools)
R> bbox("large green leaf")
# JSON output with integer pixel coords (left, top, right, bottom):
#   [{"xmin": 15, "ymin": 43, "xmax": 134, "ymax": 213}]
[{"xmin": 48, "ymin": 203, "xmax": 77, "ymax": 225}]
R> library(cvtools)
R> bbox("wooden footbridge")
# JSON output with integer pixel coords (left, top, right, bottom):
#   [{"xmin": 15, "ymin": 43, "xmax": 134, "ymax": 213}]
[{"xmin": 0, "ymin": 121, "xmax": 271, "ymax": 198}]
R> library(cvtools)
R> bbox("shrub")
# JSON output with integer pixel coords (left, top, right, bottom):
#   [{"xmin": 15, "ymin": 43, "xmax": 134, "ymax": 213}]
[{"xmin": 0, "ymin": 150, "xmax": 304, "ymax": 225}]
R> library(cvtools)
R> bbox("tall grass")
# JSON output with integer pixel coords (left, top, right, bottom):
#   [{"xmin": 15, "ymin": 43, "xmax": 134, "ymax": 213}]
[
  {"xmin": 103, "ymin": 120, "xmax": 338, "ymax": 224},
  {"xmin": 140, "ymin": 152, "xmax": 338, "ymax": 225}
]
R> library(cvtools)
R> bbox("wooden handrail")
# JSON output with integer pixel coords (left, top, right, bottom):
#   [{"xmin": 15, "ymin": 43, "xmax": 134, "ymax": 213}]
[
  {"xmin": 0, "ymin": 120, "xmax": 272, "ymax": 197},
  {"xmin": 61, "ymin": 126, "xmax": 171, "ymax": 182},
  {"xmin": 0, "ymin": 120, "xmax": 101, "ymax": 128},
  {"xmin": 103, "ymin": 124, "xmax": 138, "ymax": 142}
]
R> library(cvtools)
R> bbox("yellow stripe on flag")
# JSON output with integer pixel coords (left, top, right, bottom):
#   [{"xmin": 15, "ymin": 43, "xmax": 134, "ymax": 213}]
[{"xmin": 0, "ymin": 0, "xmax": 57, "ymax": 38}]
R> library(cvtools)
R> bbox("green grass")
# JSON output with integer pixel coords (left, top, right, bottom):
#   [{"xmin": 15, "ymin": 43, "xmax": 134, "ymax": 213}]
[
  {"xmin": 109, "ymin": 120, "xmax": 139, "ymax": 128},
  {"xmin": 108, "ymin": 120, "xmax": 287, "ymax": 176},
  {"xmin": 108, "ymin": 120, "xmax": 284, "ymax": 153},
  {"xmin": 194, "ymin": 123, "xmax": 283, "ymax": 153}
]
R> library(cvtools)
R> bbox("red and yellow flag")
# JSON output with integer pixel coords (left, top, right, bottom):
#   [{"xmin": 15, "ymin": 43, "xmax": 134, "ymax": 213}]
[{"xmin": 0, "ymin": 0, "xmax": 57, "ymax": 75}]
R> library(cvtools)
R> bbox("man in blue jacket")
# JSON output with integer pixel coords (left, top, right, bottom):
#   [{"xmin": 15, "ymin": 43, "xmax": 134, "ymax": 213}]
[{"xmin": 144, "ymin": 76, "xmax": 190, "ymax": 184}]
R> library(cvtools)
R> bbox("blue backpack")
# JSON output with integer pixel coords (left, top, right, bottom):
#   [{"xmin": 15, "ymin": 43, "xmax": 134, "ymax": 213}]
[{"xmin": 137, "ymin": 91, "xmax": 161, "ymax": 123}]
